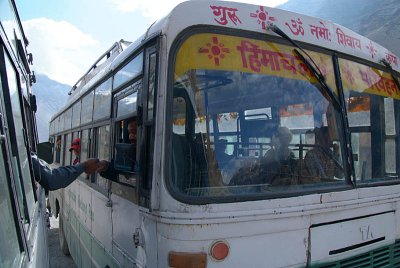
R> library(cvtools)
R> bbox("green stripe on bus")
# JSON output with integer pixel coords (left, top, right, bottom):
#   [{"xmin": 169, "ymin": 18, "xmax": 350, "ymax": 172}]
[
  {"xmin": 311, "ymin": 240, "xmax": 400, "ymax": 268},
  {"xmin": 64, "ymin": 203, "xmax": 120, "ymax": 268}
]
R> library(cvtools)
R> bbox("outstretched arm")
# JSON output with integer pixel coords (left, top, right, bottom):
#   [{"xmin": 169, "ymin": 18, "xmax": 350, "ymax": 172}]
[{"xmin": 32, "ymin": 154, "xmax": 98, "ymax": 191}]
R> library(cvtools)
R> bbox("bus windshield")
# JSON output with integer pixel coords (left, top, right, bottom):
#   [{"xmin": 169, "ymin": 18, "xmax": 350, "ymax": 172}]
[{"xmin": 170, "ymin": 32, "xmax": 347, "ymax": 202}]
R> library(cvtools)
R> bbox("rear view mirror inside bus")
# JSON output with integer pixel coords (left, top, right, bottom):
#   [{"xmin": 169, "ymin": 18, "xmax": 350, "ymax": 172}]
[{"xmin": 114, "ymin": 143, "xmax": 136, "ymax": 172}]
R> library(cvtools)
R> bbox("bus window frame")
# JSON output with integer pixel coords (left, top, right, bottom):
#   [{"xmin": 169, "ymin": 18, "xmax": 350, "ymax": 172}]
[
  {"xmin": 54, "ymin": 135, "xmax": 62, "ymax": 163},
  {"xmin": 93, "ymin": 76, "xmax": 113, "ymax": 123},
  {"xmin": 64, "ymin": 132, "xmax": 72, "ymax": 166},
  {"xmin": 336, "ymin": 54, "xmax": 400, "ymax": 186},
  {"xmin": 109, "ymin": 88, "xmax": 140, "ymax": 202},
  {"xmin": 71, "ymin": 99, "xmax": 82, "ymax": 129},
  {"xmin": 395, "ymin": 97, "xmax": 400, "ymax": 177},
  {"xmin": 114, "ymin": 83, "xmax": 140, "ymax": 122},
  {"xmin": 76, "ymin": 128, "xmax": 91, "ymax": 181},
  {"xmin": 107, "ymin": 48, "xmax": 149, "ymax": 203},
  {"xmin": 80, "ymin": 90, "xmax": 95, "ymax": 127},
  {"xmin": 112, "ymin": 83, "xmax": 139, "ymax": 162},
  {"xmin": 0, "ymin": 46, "xmax": 37, "ymax": 219},
  {"xmin": 0, "ymin": 63, "xmax": 27, "ymax": 260},
  {"xmin": 92, "ymin": 123, "xmax": 112, "ymax": 193},
  {"xmin": 64, "ymin": 107, "xmax": 72, "ymax": 131},
  {"xmin": 139, "ymin": 44, "xmax": 159, "ymax": 208},
  {"xmin": 165, "ymin": 26, "xmax": 355, "ymax": 205},
  {"xmin": 0, "ymin": 131, "xmax": 25, "ymax": 264},
  {"xmin": 112, "ymin": 51, "xmax": 144, "ymax": 93}
]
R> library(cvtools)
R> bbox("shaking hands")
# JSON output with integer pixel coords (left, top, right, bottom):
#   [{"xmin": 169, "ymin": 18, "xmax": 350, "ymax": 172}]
[{"xmin": 83, "ymin": 159, "xmax": 112, "ymax": 175}]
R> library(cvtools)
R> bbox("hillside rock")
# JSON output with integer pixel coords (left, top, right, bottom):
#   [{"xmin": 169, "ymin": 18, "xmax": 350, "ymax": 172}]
[{"xmin": 32, "ymin": 74, "xmax": 70, "ymax": 142}]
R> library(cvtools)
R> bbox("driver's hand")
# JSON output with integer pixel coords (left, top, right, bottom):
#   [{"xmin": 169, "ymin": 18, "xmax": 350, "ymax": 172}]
[{"xmin": 97, "ymin": 160, "xmax": 110, "ymax": 172}]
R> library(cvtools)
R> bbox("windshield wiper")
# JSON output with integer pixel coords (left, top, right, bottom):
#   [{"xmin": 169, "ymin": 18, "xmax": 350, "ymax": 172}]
[
  {"xmin": 266, "ymin": 23, "xmax": 342, "ymax": 110},
  {"xmin": 380, "ymin": 59, "xmax": 400, "ymax": 91}
]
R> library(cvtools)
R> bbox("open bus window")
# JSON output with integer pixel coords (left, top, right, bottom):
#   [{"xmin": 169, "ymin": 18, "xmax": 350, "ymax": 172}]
[
  {"xmin": 114, "ymin": 117, "xmax": 137, "ymax": 175},
  {"xmin": 170, "ymin": 33, "xmax": 348, "ymax": 201},
  {"xmin": 108, "ymin": 116, "xmax": 138, "ymax": 202}
]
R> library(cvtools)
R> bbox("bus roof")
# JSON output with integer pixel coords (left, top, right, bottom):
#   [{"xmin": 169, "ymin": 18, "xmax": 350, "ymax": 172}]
[{"xmin": 53, "ymin": 0, "xmax": 399, "ymax": 122}]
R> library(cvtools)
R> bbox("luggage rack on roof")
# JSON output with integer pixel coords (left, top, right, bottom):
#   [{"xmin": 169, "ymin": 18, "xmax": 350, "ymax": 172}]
[{"xmin": 68, "ymin": 39, "xmax": 131, "ymax": 96}]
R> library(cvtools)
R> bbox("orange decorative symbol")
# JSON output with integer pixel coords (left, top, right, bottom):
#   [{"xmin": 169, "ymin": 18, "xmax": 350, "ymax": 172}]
[
  {"xmin": 250, "ymin": 6, "xmax": 275, "ymax": 30},
  {"xmin": 199, "ymin": 37, "xmax": 230, "ymax": 66}
]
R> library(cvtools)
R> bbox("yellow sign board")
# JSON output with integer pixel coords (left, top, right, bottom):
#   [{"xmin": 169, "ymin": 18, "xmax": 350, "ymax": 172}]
[
  {"xmin": 339, "ymin": 58, "xmax": 400, "ymax": 100},
  {"xmin": 175, "ymin": 33, "xmax": 338, "ymax": 94}
]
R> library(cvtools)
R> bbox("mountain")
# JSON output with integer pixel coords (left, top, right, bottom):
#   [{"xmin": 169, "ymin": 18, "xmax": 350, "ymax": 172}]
[
  {"xmin": 32, "ymin": 74, "xmax": 71, "ymax": 142},
  {"xmin": 278, "ymin": 0, "xmax": 400, "ymax": 57}
]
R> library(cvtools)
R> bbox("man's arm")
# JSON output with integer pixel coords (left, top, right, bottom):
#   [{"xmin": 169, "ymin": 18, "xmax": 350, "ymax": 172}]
[{"xmin": 32, "ymin": 154, "xmax": 98, "ymax": 191}]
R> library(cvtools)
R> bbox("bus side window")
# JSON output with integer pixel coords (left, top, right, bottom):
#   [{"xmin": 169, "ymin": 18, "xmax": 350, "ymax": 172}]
[
  {"xmin": 111, "ymin": 71, "xmax": 141, "ymax": 202},
  {"xmin": 339, "ymin": 58, "xmax": 399, "ymax": 182},
  {"xmin": 0, "ymin": 148, "xmax": 22, "ymax": 267},
  {"xmin": 113, "ymin": 86, "xmax": 139, "ymax": 175},
  {"xmin": 78, "ymin": 129, "xmax": 91, "ymax": 180},
  {"xmin": 64, "ymin": 133, "xmax": 72, "ymax": 166},
  {"xmin": 95, "ymin": 125, "xmax": 111, "ymax": 189},
  {"xmin": 55, "ymin": 135, "xmax": 61, "ymax": 163},
  {"xmin": 114, "ymin": 118, "xmax": 137, "ymax": 173},
  {"xmin": 111, "ymin": 117, "xmax": 138, "ymax": 204}
]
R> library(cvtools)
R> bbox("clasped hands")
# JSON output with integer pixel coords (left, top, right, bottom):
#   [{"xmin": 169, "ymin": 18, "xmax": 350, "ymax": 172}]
[{"xmin": 83, "ymin": 159, "xmax": 111, "ymax": 174}]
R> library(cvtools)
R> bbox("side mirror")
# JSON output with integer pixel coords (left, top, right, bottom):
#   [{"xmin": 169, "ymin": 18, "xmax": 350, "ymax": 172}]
[{"xmin": 37, "ymin": 142, "xmax": 53, "ymax": 164}]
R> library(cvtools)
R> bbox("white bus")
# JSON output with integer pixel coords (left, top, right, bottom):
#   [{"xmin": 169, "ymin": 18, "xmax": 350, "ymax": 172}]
[
  {"xmin": 48, "ymin": 1, "xmax": 400, "ymax": 267},
  {"xmin": 0, "ymin": 0, "xmax": 48, "ymax": 267}
]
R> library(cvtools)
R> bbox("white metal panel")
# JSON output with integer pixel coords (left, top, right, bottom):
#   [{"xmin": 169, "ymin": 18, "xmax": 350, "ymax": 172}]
[
  {"xmin": 310, "ymin": 202, "xmax": 395, "ymax": 226},
  {"xmin": 91, "ymin": 190, "xmax": 113, "ymax": 252},
  {"xmin": 66, "ymin": 182, "xmax": 78, "ymax": 216},
  {"xmin": 310, "ymin": 212, "xmax": 396, "ymax": 262},
  {"xmin": 78, "ymin": 181, "xmax": 92, "ymax": 232},
  {"xmin": 110, "ymin": 193, "xmax": 142, "ymax": 266},
  {"xmin": 158, "ymin": 182, "xmax": 400, "ymax": 221},
  {"xmin": 157, "ymin": 217, "xmax": 309, "ymax": 268},
  {"xmin": 26, "ymin": 190, "xmax": 50, "ymax": 268}
]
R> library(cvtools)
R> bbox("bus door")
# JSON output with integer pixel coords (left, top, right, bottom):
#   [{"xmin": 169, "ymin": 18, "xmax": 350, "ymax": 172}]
[
  {"xmin": 110, "ymin": 47, "xmax": 156, "ymax": 266},
  {"xmin": 110, "ymin": 82, "xmax": 142, "ymax": 265}
]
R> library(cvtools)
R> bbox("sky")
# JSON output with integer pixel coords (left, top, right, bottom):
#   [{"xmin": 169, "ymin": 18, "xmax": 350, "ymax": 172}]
[{"xmin": 18, "ymin": 0, "xmax": 288, "ymax": 85}]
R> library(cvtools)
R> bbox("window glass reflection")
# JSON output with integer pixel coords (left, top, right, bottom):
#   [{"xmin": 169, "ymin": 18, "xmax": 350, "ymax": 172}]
[
  {"xmin": 93, "ymin": 78, "xmax": 112, "ymax": 120},
  {"xmin": 339, "ymin": 58, "xmax": 399, "ymax": 181},
  {"xmin": 113, "ymin": 53, "xmax": 143, "ymax": 89},
  {"xmin": 170, "ymin": 33, "xmax": 346, "ymax": 201},
  {"xmin": 117, "ymin": 91, "xmax": 137, "ymax": 120}
]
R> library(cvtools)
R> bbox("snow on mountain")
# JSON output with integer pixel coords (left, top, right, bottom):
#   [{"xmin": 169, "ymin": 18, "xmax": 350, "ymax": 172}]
[{"xmin": 32, "ymin": 74, "xmax": 71, "ymax": 142}]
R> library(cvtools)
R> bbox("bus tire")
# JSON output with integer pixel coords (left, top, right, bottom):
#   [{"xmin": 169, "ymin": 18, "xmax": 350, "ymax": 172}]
[{"xmin": 59, "ymin": 212, "xmax": 70, "ymax": 256}]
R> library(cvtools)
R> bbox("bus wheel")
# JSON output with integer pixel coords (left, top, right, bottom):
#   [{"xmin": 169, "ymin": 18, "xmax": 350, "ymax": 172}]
[{"xmin": 59, "ymin": 212, "xmax": 70, "ymax": 255}]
